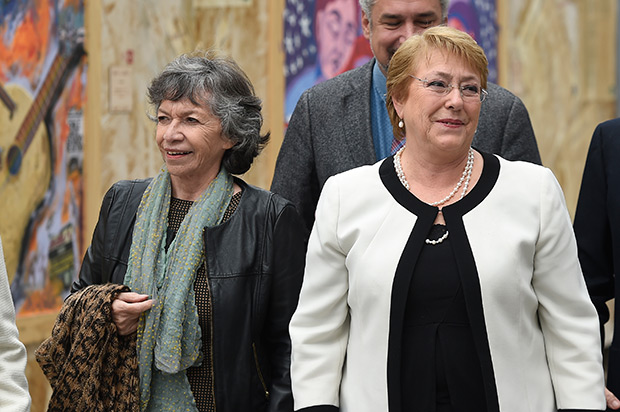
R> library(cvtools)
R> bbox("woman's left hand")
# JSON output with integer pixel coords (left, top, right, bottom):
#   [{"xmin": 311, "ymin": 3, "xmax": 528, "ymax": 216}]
[
  {"xmin": 606, "ymin": 387, "xmax": 620, "ymax": 410},
  {"xmin": 111, "ymin": 292, "xmax": 153, "ymax": 335}
]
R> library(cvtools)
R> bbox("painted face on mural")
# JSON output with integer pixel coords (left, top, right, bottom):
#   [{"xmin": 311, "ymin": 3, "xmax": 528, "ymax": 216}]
[
  {"xmin": 362, "ymin": 0, "xmax": 446, "ymax": 74},
  {"xmin": 315, "ymin": 0, "xmax": 358, "ymax": 79}
]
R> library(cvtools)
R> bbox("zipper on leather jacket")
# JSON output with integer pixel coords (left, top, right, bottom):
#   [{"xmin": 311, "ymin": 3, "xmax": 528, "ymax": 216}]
[
  {"xmin": 205, "ymin": 261, "xmax": 217, "ymax": 410},
  {"xmin": 252, "ymin": 342, "xmax": 270, "ymax": 400}
]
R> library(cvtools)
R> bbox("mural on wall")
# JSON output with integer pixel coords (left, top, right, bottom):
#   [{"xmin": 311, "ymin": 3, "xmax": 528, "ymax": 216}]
[
  {"xmin": 448, "ymin": 0, "xmax": 498, "ymax": 83},
  {"xmin": 284, "ymin": 0, "xmax": 373, "ymax": 123},
  {"xmin": 0, "ymin": 0, "xmax": 86, "ymax": 316},
  {"xmin": 283, "ymin": 0, "xmax": 498, "ymax": 122}
]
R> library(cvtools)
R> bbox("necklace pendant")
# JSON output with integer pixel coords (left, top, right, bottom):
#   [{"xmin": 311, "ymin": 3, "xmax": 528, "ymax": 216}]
[{"xmin": 425, "ymin": 230, "xmax": 449, "ymax": 245}]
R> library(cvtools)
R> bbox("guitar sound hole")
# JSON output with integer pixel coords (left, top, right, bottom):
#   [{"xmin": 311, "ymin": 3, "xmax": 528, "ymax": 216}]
[{"xmin": 7, "ymin": 145, "xmax": 22, "ymax": 176}]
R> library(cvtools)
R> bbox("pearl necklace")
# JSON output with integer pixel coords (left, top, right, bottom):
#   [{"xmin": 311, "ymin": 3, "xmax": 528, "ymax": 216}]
[{"xmin": 393, "ymin": 147, "xmax": 474, "ymax": 245}]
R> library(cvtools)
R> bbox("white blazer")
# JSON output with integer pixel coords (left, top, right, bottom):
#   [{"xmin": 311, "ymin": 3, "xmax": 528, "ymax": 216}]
[
  {"xmin": 0, "ymin": 237, "xmax": 31, "ymax": 412},
  {"xmin": 290, "ymin": 153, "xmax": 605, "ymax": 412}
]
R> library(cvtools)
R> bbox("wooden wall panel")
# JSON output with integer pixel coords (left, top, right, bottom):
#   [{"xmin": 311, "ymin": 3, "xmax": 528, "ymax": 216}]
[
  {"xmin": 190, "ymin": 0, "xmax": 284, "ymax": 190},
  {"xmin": 498, "ymin": 0, "xmax": 617, "ymax": 216}
]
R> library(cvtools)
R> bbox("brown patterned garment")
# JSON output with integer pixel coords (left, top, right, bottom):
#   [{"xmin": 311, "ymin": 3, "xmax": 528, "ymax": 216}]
[
  {"xmin": 168, "ymin": 190, "xmax": 242, "ymax": 412},
  {"xmin": 35, "ymin": 283, "xmax": 140, "ymax": 412}
]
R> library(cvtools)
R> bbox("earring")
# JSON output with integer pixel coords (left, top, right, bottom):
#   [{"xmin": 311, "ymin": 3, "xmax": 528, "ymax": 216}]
[{"xmin": 398, "ymin": 119, "xmax": 404, "ymax": 128}]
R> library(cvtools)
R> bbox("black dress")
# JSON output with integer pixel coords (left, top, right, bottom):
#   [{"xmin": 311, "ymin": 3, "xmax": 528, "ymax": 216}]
[{"xmin": 400, "ymin": 224, "xmax": 487, "ymax": 412}]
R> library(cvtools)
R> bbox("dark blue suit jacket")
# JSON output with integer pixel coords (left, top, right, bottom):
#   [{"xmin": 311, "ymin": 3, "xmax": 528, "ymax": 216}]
[{"xmin": 574, "ymin": 117, "xmax": 620, "ymax": 399}]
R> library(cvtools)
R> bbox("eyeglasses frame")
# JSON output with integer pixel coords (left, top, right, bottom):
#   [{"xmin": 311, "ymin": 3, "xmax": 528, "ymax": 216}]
[{"xmin": 409, "ymin": 75, "xmax": 488, "ymax": 102}]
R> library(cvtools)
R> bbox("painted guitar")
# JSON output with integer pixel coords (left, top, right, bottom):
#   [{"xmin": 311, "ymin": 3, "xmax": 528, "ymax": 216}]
[{"xmin": 0, "ymin": 37, "xmax": 85, "ymax": 283}]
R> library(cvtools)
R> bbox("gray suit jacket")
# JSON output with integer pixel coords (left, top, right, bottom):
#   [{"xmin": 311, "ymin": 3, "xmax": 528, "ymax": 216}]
[{"xmin": 271, "ymin": 59, "xmax": 541, "ymax": 231}]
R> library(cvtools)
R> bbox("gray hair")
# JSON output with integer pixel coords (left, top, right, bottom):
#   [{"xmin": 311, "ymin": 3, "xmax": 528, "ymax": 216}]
[
  {"xmin": 147, "ymin": 52, "xmax": 269, "ymax": 175},
  {"xmin": 359, "ymin": 0, "xmax": 450, "ymax": 21}
]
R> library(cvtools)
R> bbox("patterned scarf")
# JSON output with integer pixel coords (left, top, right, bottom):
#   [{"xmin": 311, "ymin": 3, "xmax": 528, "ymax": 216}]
[{"xmin": 123, "ymin": 165, "xmax": 233, "ymax": 411}]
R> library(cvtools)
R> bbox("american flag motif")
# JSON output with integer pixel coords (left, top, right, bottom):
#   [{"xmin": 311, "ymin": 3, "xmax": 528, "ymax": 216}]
[{"xmin": 283, "ymin": 0, "xmax": 317, "ymax": 83}]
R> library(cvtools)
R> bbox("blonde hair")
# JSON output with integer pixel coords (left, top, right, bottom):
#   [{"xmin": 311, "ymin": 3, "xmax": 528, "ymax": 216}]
[{"xmin": 386, "ymin": 26, "xmax": 489, "ymax": 140}]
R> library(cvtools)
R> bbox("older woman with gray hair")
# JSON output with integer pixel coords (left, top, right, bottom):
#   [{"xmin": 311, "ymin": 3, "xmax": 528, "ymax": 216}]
[{"xmin": 70, "ymin": 53, "xmax": 306, "ymax": 411}]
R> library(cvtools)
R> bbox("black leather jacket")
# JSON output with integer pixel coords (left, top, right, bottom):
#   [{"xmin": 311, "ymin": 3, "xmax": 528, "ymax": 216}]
[{"xmin": 73, "ymin": 177, "xmax": 307, "ymax": 412}]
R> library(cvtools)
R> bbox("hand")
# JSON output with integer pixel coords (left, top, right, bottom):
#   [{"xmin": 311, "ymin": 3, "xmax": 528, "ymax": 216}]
[
  {"xmin": 111, "ymin": 292, "xmax": 153, "ymax": 335},
  {"xmin": 607, "ymin": 387, "xmax": 620, "ymax": 410}
]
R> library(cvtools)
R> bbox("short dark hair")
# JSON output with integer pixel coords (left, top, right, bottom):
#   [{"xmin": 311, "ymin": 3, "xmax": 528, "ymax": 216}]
[{"xmin": 147, "ymin": 52, "xmax": 269, "ymax": 174}]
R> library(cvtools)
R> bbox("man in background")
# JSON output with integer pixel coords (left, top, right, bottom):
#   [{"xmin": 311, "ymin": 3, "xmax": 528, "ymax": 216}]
[
  {"xmin": 272, "ymin": 0, "xmax": 541, "ymax": 231},
  {"xmin": 574, "ymin": 117, "xmax": 620, "ymax": 410}
]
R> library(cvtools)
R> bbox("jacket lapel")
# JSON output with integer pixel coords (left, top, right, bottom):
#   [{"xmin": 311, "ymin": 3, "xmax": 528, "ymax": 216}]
[{"xmin": 339, "ymin": 59, "xmax": 378, "ymax": 167}]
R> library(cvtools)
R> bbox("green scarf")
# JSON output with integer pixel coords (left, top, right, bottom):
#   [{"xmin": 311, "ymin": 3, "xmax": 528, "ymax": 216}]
[{"xmin": 123, "ymin": 165, "xmax": 233, "ymax": 411}]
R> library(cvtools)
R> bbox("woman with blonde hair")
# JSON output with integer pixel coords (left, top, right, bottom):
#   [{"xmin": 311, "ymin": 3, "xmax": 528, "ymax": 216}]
[{"xmin": 289, "ymin": 26, "xmax": 605, "ymax": 412}]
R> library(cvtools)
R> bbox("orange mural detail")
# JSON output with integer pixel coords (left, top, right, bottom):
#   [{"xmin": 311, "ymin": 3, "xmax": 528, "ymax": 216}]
[{"xmin": 0, "ymin": 0, "xmax": 51, "ymax": 84}]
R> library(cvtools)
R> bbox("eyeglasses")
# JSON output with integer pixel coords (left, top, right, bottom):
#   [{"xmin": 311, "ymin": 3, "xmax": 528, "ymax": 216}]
[{"xmin": 409, "ymin": 75, "xmax": 488, "ymax": 102}]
